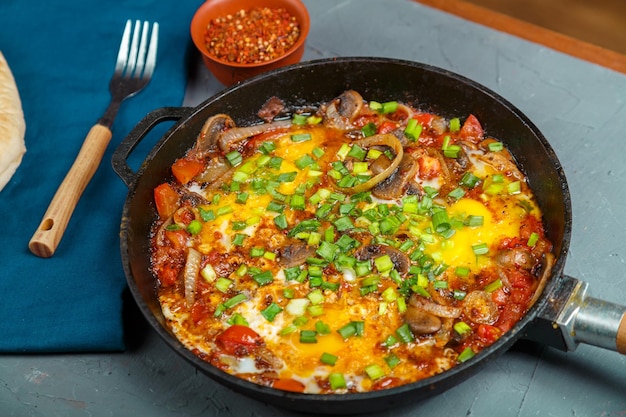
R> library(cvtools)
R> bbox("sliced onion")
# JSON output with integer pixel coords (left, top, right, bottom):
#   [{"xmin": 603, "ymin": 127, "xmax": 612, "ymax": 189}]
[
  {"xmin": 183, "ymin": 247, "xmax": 202, "ymax": 307},
  {"xmin": 333, "ymin": 134, "xmax": 404, "ymax": 194},
  {"xmin": 409, "ymin": 293, "xmax": 462, "ymax": 318},
  {"xmin": 217, "ymin": 119, "xmax": 292, "ymax": 152}
]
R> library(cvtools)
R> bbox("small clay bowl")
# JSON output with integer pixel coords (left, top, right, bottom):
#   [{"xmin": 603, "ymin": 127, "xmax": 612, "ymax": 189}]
[{"xmin": 190, "ymin": 0, "xmax": 310, "ymax": 86}]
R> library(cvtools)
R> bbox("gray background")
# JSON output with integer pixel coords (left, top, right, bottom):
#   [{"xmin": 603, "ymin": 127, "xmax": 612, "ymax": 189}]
[{"xmin": 3, "ymin": 0, "xmax": 625, "ymax": 415}]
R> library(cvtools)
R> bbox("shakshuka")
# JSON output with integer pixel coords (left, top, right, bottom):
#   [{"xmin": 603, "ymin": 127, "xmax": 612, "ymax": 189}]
[{"xmin": 150, "ymin": 90, "xmax": 553, "ymax": 393}]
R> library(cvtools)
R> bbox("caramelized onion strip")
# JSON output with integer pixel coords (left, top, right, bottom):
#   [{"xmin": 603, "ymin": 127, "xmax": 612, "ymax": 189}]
[
  {"xmin": 217, "ymin": 119, "xmax": 292, "ymax": 152},
  {"xmin": 183, "ymin": 248, "xmax": 202, "ymax": 307},
  {"xmin": 334, "ymin": 134, "xmax": 404, "ymax": 194}
]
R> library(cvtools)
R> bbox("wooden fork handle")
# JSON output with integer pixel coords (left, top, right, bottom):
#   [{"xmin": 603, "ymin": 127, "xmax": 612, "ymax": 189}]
[{"xmin": 29, "ymin": 124, "xmax": 112, "ymax": 258}]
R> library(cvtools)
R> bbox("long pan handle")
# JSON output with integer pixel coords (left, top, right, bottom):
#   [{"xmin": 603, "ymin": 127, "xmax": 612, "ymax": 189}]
[
  {"xmin": 29, "ymin": 124, "xmax": 112, "ymax": 258},
  {"xmin": 557, "ymin": 277, "xmax": 626, "ymax": 354},
  {"xmin": 531, "ymin": 275, "xmax": 626, "ymax": 354}
]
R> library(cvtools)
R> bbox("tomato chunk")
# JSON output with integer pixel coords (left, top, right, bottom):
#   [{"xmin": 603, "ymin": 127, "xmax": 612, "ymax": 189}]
[
  {"xmin": 154, "ymin": 183, "xmax": 179, "ymax": 219},
  {"xmin": 171, "ymin": 158, "xmax": 205, "ymax": 185},
  {"xmin": 459, "ymin": 114, "xmax": 484, "ymax": 144},
  {"xmin": 273, "ymin": 378, "xmax": 306, "ymax": 393},
  {"xmin": 215, "ymin": 325, "xmax": 264, "ymax": 356}
]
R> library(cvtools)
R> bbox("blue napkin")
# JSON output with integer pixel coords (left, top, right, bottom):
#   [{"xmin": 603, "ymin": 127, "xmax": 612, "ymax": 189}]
[{"xmin": 0, "ymin": 0, "xmax": 199, "ymax": 352}]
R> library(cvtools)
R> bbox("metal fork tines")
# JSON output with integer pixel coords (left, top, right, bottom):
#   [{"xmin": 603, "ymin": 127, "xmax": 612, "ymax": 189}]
[
  {"xmin": 29, "ymin": 19, "xmax": 159, "ymax": 258},
  {"xmin": 100, "ymin": 19, "xmax": 159, "ymax": 127}
]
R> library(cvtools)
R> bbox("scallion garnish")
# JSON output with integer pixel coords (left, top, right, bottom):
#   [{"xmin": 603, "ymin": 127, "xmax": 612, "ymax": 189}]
[
  {"xmin": 364, "ymin": 364, "xmax": 385, "ymax": 380},
  {"xmin": 292, "ymin": 113, "xmax": 308, "ymax": 125},
  {"xmin": 300, "ymin": 330, "xmax": 318, "ymax": 344},
  {"xmin": 261, "ymin": 303, "xmax": 283, "ymax": 322},
  {"xmin": 321, "ymin": 352, "xmax": 338, "ymax": 366},
  {"xmin": 361, "ymin": 122, "xmax": 377, "ymax": 137},
  {"xmin": 527, "ymin": 232, "xmax": 539, "ymax": 247},
  {"xmin": 395, "ymin": 323, "xmax": 415, "ymax": 344},
  {"xmin": 484, "ymin": 279, "xmax": 503, "ymax": 293},
  {"xmin": 329, "ymin": 373, "xmax": 347, "ymax": 390},
  {"xmin": 225, "ymin": 150, "xmax": 243, "ymax": 167},
  {"xmin": 488, "ymin": 141, "xmax": 504, "ymax": 152},
  {"xmin": 457, "ymin": 347, "xmax": 475, "ymax": 363},
  {"xmin": 291, "ymin": 133, "xmax": 312, "ymax": 143},
  {"xmin": 472, "ymin": 242, "xmax": 489, "ymax": 256},
  {"xmin": 404, "ymin": 118, "xmax": 422, "ymax": 141}
]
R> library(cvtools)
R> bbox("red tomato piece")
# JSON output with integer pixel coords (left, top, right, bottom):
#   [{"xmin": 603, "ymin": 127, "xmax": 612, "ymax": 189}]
[
  {"xmin": 171, "ymin": 158, "xmax": 205, "ymax": 185},
  {"xmin": 417, "ymin": 155, "xmax": 441, "ymax": 179},
  {"xmin": 272, "ymin": 378, "xmax": 306, "ymax": 393},
  {"xmin": 215, "ymin": 325, "xmax": 264, "ymax": 356},
  {"xmin": 154, "ymin": 183, "xmax": 179, "ymax": 219},
  {"xmin": 377, "ymin": 121, "xmax": 398, "ymax": 134},
  {"xmin": 412, "ymin": 113, "xmax": 434, "ymax": 126},
  {"xmin": 459, "ymin": 114, "xmax": 484, "ymax": 144},
  {"xmin": 477, "ymin": 324, "xmax": 501, "ymax": 344}
]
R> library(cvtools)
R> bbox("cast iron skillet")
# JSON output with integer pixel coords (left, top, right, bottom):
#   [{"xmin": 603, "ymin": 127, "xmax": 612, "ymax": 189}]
[{"xmin": 112, "ymin": 57, "xmax": 626, "ymax": 415}]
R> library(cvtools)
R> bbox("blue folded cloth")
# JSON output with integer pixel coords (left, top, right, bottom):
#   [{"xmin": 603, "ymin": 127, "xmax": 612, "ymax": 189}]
[{"xmin": 0, "ymin": 0, "xmax": 198, "ymax": 352}]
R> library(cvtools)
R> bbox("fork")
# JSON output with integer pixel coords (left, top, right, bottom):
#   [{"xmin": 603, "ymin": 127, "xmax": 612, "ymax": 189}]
[{"xmin": 29, "ymin": 20, "xmax": 159, "ymax": 258}]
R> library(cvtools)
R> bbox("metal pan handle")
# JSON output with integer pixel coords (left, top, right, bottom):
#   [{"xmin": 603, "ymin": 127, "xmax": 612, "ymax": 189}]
[
  {"xmin": 112, "ymin": 107, "xmax": 192, "ymax": 187},
  {"xmin": 530, "ymin": 275, "xmax": 626, "ymax": 354}
]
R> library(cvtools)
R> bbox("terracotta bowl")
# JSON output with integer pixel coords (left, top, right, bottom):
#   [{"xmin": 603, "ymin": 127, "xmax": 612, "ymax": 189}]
[{"xmin": 190, "ymin": 0, "xmax": 310, "ymax": 86}]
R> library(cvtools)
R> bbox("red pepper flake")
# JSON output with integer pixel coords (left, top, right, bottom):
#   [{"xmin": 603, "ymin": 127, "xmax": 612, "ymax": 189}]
[{"xmin": 204, "ymin": 7, "xmax": 300, "ymax": 65}]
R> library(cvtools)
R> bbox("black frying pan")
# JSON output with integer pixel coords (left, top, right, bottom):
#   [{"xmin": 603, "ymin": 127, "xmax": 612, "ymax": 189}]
[{"xmin": 112, "ymin": 57, "xmax": 626, "ymax": 415}]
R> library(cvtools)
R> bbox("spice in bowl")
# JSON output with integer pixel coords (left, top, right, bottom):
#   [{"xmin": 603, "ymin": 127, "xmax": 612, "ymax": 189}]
[{"xmin": 204, "ymin": 7, "xmax": 301, "ymax": 65}]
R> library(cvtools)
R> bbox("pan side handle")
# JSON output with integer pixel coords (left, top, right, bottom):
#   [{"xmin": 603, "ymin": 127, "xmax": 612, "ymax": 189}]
[
  {"xmin": 555, "ymin": 276, "xmax": 626, "ymax": 354},
  {"xmin": 111, "ymin": 107, "xmax": 192, "ymax": 187}
]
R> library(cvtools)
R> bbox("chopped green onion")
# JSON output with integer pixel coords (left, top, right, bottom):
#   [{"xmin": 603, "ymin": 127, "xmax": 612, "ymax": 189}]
[
  {"xmin": 455, "ymin": 266, "xmax": 470, "ymax": 277},
  {"xmin": 449, "ymin": 117, "xmax": 461, "ymax": 132},
  {"xmin": 384, "ymin": 353, "xmax": 401, "ymax": 368},
  {"xmin": 453, "ymin": 321, "xmax": 473, "ymax": 336},
  {"xmin": 328, "ymin": 373, "xmax": 347, "ymax": 390},
  {"xmin": 431, "ymin": 209, "xmax": 451, "ymax": 233},
  {"xmin": 292, "ymin": 114, "xmax": 308, "ymax": 125},
  {"xmin": 508, "ymin": 181, "xmax": 521, "ymax": 195},
  {"xmin": 381, "ymin": 101, "xmax": 398, "ymax": 114},
  {"xmin": 443, "ymin": 145, "xmax": 461, "ymax": 158},
  {"xmin": 448, "ymin": 187, "xmax": 466, "ymax": 200},
  {"xmin": 457, "ymin": 347, "xmax": 475, "ymax": 363},
  {"xmin": 285, "ymin": 298, "xmax": 310, "ymax": 316},
  {"xmin": 404, "ymin": 118, "xmax": 422, "ymax": 141},
  {"xmin": 215, "ymin": 277, "xmax": 232, "ymax": 293},
  {"xmin": 201, "ymin": 264, "xmax": 216, "ymax": 282},
  {"xmin": 347, "ymin": 144, "xmax": 367, "ymax": 161},
  {"xmin": 300, "ymin": 330, "xmax": 318, "ymax": 344},
  {"xmin": 253, "ymin": 270, "xmax": 274, "ymax": 286},
  {"xmin": 364, "ymin": 364, "xmax": 385, "ymax": 380},
  {"xmin": 216, "ymin": 205, "xmax": 233, "ymax": 217},
  {"xmin": 307, "ymin": 289, "xmax": 325, "ymax": 305},
  {"xmin": 484, "ymin": 279, "xmax": 503, "ymax": 293},
  {"xmin": 472, "ymin": 242, "xmax": 489, "ymax": 256},
  {"xmin": 465, "ymin": 215, "xmax": 484, "ymax": 227},
  {"xmin": 315, "ymin": 320, "xmax": 331, "ymax": 335},
  {"xmin": 361, "ymin": 122, "xmax": 377, "ymax": 137},
  {"xmin": 395, "ymin": 323, "xmax": 415, "ymax": 344},
  {"xmin": 186, "ymin": 220, "xmax": 202, "ymax": 235},
  {"xmin": 527, "ymin": 232, "xmax": 539, "ymax": 247},
  {"xmin": 225, "ymin": 150, "xmax": 242, "ymax": 167},
  {"xmin": 274, "ymin": 214, "xmax": 288, "ymax": 230},
  {"xmin": 258, "ymin": 141, "xmax": 276, "ymax": 155},
  {"xmin": 198, "ymin": 207, "xmax": 215, "ymax": 222},
  {"xmin": 316, "ymin": 241, "xmax": 339, "ymax": 262},
  {"xmin": 223, "ymin": 293, "xmax": 247, "ymax": 309},
  {"xmin": 460, "ymin": 172, "xmax": 481, "ymax": 188},
  {"xmin": 291, "ymin": 133, "xmax": 312, "ymax": 143},
  {"xmin": 261, "ymin": 303, "xmax": 283, "ymax": 322},
  {"xmin": 321, "ymin": 352, "xmax": 338, "ymax": 366},
  {"xmin": 488, "ymin": 141, "xmax": 504, "ymax": 152},
  {"xmin": 453, "ymin": 289, "xmax": 467, "ymax": 300},
  {"xmin": 307, "ymin": 304, "xmax": 325, "ymax": 317},
  {"xmin": 250, "ymin": 247, "xmax": 265, "ymax": 257},
  {"xmin": 374, "ymin": 254, "xmax": 394, "ymax": 274}
]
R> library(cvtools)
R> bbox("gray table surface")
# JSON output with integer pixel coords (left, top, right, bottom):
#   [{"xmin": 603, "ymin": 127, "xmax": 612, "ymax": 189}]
[{"xmin": 3, "ymin": 0, "xmax": 625, "ymax": 416}]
